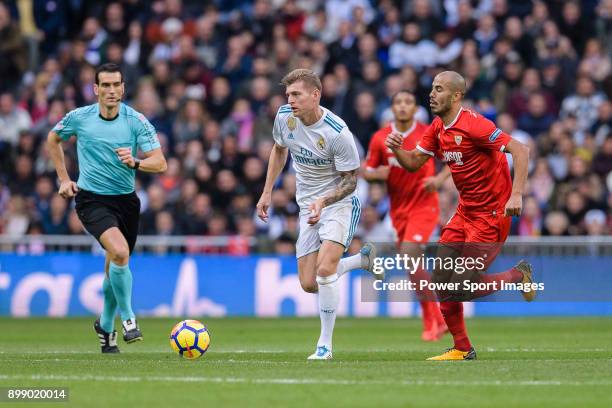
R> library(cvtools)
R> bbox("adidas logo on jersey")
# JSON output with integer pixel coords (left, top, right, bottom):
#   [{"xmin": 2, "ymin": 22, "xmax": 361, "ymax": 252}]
[{"xmin": 288, "ymin": 133, "xmax": 294, "ymax": 139}]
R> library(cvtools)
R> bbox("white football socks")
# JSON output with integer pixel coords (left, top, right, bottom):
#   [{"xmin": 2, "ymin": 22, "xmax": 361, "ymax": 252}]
[
  {"xmin": 316, "ymin": 273, "xmax": 339, "ymax": 349},
  {"xmin": 336, "ymin": 253, "xmax": 362, "ymax": 278}
]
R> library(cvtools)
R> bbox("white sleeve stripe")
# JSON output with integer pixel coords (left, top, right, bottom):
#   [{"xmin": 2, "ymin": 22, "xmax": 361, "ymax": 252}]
[
  {"xmin": 416, "ymin": 145, "xmax": 434, "ymax": 156},
  {"xmin": 500, "ymin": 145, "xmax": 506, "ymax": 152}
]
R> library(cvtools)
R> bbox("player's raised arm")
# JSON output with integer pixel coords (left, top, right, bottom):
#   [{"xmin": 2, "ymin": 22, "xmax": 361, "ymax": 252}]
[
  {"xmin": 115, "ymin": 146, "xmax": 167, "ymax": 173},
  {"xmin": 257, "ymin": 142, "xmax": 289, "ymax": 222},
  {"xmin": 362, "ymin": 165, "xmax": 390, "ymax": 181},
  {"xmin": 46, "ymin": 130, "xmax": 78, "ymax": 198},
  {"xmin": 503, "ymin": 138, "xmax": 529, "ymax": 216},
  {"xmin": 385, "ymin": 131, "xmax": 431, "ymax": 172}
]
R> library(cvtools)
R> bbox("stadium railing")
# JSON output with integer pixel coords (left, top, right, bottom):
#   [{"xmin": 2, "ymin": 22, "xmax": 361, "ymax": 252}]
[
  {"xmin": 0, "ymin": 234, "xmax": 256, "ymax": 254},
  {"xmin": 0, "ymin": 235, "xmax": 610, "ymax": 255}
]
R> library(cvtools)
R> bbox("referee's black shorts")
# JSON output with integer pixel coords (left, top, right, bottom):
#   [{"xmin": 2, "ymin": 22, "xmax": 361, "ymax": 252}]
[{"xmin": 75, "ymin": 189, "xmax": 141, "ymax": 254}]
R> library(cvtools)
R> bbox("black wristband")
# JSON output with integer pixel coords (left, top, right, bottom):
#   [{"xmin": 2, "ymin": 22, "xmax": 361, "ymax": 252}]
[{"xmin": 132, "ymin": 159, "xmax": 140, "ymax": 170}]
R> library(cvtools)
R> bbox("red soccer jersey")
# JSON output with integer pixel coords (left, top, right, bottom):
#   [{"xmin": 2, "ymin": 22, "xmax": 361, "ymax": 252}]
[
  {"xmin": 416, "ymin": 107, "xmax": 512, "ymax": 212},
  {"xmin": 365, "ymin": 121, "xmax": 438, "ymax": 220}
]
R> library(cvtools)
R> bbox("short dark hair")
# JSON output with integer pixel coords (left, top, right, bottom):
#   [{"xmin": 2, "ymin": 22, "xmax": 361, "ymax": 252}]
[
  {"xmin": 391, "ymin": 89, "xmax": 415, "ymax": 104},
  {"xmin": 95, "ymin": 63, "xmax": 123, "ymax": 85}
]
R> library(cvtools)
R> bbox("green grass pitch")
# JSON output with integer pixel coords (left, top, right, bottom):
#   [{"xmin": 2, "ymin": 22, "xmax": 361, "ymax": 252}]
[{"xmin": 1, "ymin": 317, "xmax": 611, "ymax": 407}]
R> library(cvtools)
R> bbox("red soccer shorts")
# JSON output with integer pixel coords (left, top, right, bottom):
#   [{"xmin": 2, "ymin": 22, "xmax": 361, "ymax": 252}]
[
  {"xmin": 393, "ymin": 206, "xmax": 439, "ymax": 244},
  {"xmin": 439, "ymin": 206, "xmax": 511, "ymax": 269}
]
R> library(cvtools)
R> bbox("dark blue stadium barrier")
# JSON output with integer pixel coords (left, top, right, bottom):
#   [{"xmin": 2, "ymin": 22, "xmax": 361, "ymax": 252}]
[{"xmin": 0, "ymin": 254, "xmax": 611, "ymax": 317}]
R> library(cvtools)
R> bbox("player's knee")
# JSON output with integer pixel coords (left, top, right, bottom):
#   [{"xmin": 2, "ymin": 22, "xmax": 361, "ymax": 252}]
[
  {"xmin": 316, "ymin": 263, "xmax": 336, "ymax": 279},
  {"xmin": 300, "ymin": 279, "xmax": 318, "ymax": 293},
  {"xmin": 110, "ymin": 246, "xmax": 130, "ymax": 265}
]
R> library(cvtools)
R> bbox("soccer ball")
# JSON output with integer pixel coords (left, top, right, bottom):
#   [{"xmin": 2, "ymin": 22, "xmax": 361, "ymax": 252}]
[{"xmin": 169, "ymin": 319, "xmax": 211, "ymax": 359}]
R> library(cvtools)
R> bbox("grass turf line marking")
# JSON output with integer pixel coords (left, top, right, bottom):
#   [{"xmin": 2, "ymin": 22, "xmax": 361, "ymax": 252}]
[
  {"xmin": 3, "ymin": 348, "xmax": 609, "ymax": 355},
  {"xmin": 0, "ymin": 374, "xmax": 611, "ymax": 387}
]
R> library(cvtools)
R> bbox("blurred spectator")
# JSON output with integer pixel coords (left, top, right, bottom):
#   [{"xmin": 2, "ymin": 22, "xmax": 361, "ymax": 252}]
[
  {"xmin": 274, "ymin": 232, "xmax": 296, "ymax": 255},
  {"xmin": 450, "ymin": 1, "xmax": 477, "ymax": 40},
  {"xmin": 474, "ymin": 14, "xmax": 498, "ymax": 56},
  {"xmin": 463, "ymin": 58, "xmax": 491, "ymax": 102},
  {"xmin": 377, "ymin": 5, "xmax": 401, "ymax": 47},
  {"xmin": 543, "ymin": 211, "xmax": 570, "ymax": 236},
  {"xmin": 507, "ymin": 68, "xmax": 556, "ymax": 119},
  {"xmin": 140, "ymin": 184, "xmax": 168, "ymax": 235},
  {"xmin": 242, "ymin": 156, "xmax": 266, "ymax": 198},
  {"xmin": 0, "ymin": 93, "xmax": 32, "ymax": 150},
  {"xmin": 81, "ymin": 17, "xmax": 107, "ymax": 66},
  {"xmin": 517, "ymin": 92, "xmax": 556, "ymax": 137},
  {"xmin": 540, "ymin": 57, "xmax": 570, "ymax": 103},
  {"xmin": 563, "ymin": 191, "xmax": 589, "ymax": 235},
  {"xmin": 560, "ymin": 76, "xmax": 608, "ymax": 133},
  {"xmin": 356, "ymin": 205, "xmax": 394, "ymax": 242},
  {"xmin": 182, "ymin": 192, "xmax": 212, "ymax": 235},
  {"xmin": 41, "ymin": 195, "xmax": 69, "ymax": 234},
  {"xmin": 207, "ymin": 76, "xmax": 234, "ymax": 122},
  {"xmin": 580, "ymin": 38, "xmax": 611, "ymax": 83},
  {"xmin": 558, "ymin": 0, "xmax": 593, "ymax": 55},
  {"xmin": 503, "ymin": 16, "xmax": 535, "ymax": 66},
  {"xmin": 0, "ymin": 195, "xmax": 29, "ymax": 236},
  {"xmin": 174, "ymin": 98, "xmax": 207, "ymax": 145},
  {"xmin": 593, "ymin": 137, "xmax": 612, "ymax": 176},
  {"xmin": 104, "ymin": 41, "xmax": 140, "ymax": 99},
  {"xmin": 124, "ymin": 21, "xmax": 149, "ymax": 68},
  {"xmin": 253, "ymin": 94, "xmax": 284, "ymax": 146},
  {"xmin": 155, "ymin": 210, "xmax": 179, "ymax": 235},
  {"xmin": 406, "ymin": 0, "xmax": 443, "ymax": 39},
  {"xmin": 529, "ymin": 159, "xmax": 555, "ymax": 208},
  {"xmin": 584, "ymin": 209, "xmax": 608, "ymax": 236},
  {"xmin": 0, "ymin": 3, "xmax": 27, "ymax": 92},
  {"xmin": 31, "ymin": 99, "xmax": 66, "ymax": 140},
  {"xmin": 220, "ymin": 99, "xmax": 255, "ymax": 152},
  {"xmin": 596, "ymin": 0, "xmax": 612, "ymax": 54},
  {"xmin": 534, "ymin": 20, "xmax": 577, "ymax": 64},
  {"xmin": 389, "ymin": 22, "xmax": 437, "ymax": 70},
  {"xmin": 346, "ymin": 91, "xmax": 378, "ymax": 150},
  {"xmin": 8, "ymin": 154, "xmax": 36, "ymax": 196},
  {"xmin": 516, "ymin": 196, "xmax": 542, "ymax": 236}
]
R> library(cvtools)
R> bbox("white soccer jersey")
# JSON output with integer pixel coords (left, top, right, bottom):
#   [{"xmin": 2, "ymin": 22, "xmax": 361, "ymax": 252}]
[{"xmin": 272, "ymin": 104, "xmax": 360, "ymax": 211}]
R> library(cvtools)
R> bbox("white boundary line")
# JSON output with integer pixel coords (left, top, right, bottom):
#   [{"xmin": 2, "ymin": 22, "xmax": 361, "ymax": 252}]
[
  {"xmin": 0, "ymin": 348, "xmax": 609, "ymax": 355},
  {"xmin": 0, "ymin": 374, "xmax": 610, "ymax": 386}
]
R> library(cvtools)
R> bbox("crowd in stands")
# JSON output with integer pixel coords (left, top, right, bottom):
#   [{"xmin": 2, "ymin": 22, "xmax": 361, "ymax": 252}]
[{"xmin": 0, "ymin": 0, "xmax": 610, "ymax": 254}]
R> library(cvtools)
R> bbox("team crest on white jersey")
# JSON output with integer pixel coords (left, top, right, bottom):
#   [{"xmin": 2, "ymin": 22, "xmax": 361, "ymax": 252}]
[
  {"xmin": 454, "ymin": 135, "xmax": 462, "ymax": 145},
  {"xmin": 317, "ymin": 136, "xmax": 325, "ymax": 150},
  {"xmin": 287, "ymin": 116, "xmax": 297, "ymax": 131}
]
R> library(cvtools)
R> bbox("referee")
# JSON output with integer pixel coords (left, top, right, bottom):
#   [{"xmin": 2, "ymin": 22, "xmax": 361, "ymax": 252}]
[{"xmin": 47, "ymin": 63, "xmax": 167, "ymax": 353}]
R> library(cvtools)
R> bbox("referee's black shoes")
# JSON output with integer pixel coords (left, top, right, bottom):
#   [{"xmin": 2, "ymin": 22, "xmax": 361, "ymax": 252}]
[{"xmin": 94, "ymin": 319, "xmax": 120, "ymax": 354}]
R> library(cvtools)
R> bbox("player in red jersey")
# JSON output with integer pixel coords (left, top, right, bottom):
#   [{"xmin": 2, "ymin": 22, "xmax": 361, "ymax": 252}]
[
  {"xmin": 363, "ymin": 90, "xmax": 449, "ymax": 341},
  {"xmin": 385, "ymin": 71, "xmax": 536, "ymax": 361}
]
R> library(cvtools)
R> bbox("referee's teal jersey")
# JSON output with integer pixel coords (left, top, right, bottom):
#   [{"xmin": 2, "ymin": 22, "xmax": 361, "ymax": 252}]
[{"xmin": 52, "ymin": 103, "xmax": 161, "ymax": 195}]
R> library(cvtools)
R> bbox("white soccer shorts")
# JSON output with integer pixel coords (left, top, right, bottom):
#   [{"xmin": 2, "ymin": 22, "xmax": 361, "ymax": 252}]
[{"xmin": 296, "ymin": 196, "xmax": 361, "ymax": 258}]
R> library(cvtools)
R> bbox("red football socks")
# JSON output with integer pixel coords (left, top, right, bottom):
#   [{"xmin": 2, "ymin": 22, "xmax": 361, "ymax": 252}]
[{"xmin": 440, "ymin": 301, "xmax": 471, "ymax": 351}]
